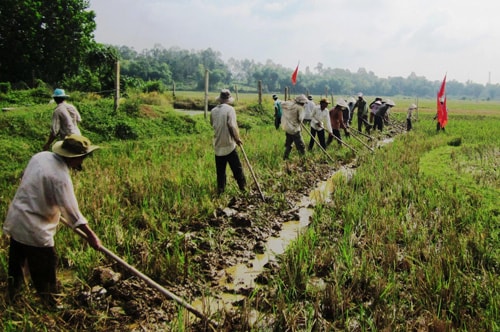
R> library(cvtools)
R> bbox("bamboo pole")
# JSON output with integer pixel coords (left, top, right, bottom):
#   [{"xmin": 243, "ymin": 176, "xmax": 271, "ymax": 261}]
[{"xmin": 239, "ymin": 145, "xmax": 265, "ymax": 201}]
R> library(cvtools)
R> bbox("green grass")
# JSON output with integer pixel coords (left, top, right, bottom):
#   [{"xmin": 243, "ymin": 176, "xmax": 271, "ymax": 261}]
[
  {"xmin": 266, "ymin": 110, "xmax": 499, "ymax": 331},
  {"xmin": 0, "ymin": 91, "xmax": 498, "ymax": 330}
]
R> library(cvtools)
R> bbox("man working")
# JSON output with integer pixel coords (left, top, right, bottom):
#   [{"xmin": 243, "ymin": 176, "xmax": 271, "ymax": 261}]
[
  {"xmin": 210, "ymin": 89, "xmax": 246, "ymax": 195},
  {"xmin": 308, "ymin": 97, "xmax": 333, "ymax": 151},
  {"xmin": 4, "ymin": 134, "xmax": 102, "ymax": 309},
  {"xmin": 43, "ymin": 88, "xmax": 82, "ymax": 151},
  {"xmin": 272, "ymin": 94, "xmax": 282, "ymax": 130},
  {"xmin": 327, "ymin": 99, "xmax": 350, "ymax": 147},
  {"xmin": 351, "ymin": 92, "xmax": 371, "ymax": 133},
  {"xmin": 281, "ymin": 95, "xmax": 308, "ymax": 160}
]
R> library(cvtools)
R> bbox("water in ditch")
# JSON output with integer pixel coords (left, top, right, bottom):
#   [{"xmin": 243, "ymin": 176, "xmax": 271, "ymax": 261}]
[{"xmin": 190, "ymin": 166, "xmax": 355, "ymax": 324}]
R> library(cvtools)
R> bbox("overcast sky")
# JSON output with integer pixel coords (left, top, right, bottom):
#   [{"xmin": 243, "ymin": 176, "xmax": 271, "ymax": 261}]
[{"xmin": 89, "ymin": 0, "xmax": 499, "ymax": 85}]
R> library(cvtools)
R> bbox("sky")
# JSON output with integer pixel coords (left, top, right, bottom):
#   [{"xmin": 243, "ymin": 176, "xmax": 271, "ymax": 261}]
[{"xmin": 89, "ymin": 0, "xmax": 500, "ymax": 85}]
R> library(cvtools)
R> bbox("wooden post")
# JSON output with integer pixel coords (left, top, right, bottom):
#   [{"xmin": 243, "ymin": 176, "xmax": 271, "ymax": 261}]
[
  {"xmin": 324, "ymin": 87, "xmax": 328, "ymax": 99},
  {"xmin": 234, "ymin": 84, "xmax": 239, "ymax": 102},
  {"xmin": 258, "ymin": 80, "xmax": 262, "ymax": 105},
  {"xmin": 204, "ymin": 69, "xmax": 209, "ymax": 120},
  {"xmin": 285, "ymin": 87, "xmax": 289, "ymax": 101},
  {"xmin": 114, "ymin": 61, "xmax": 120, "ymax": 111},
  {"xmin": 172, "ymin": 81, "xmax": 176, "ymax": 98}
]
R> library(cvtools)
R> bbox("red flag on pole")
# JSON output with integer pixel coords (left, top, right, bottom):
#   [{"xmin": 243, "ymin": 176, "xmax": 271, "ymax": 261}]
[
  {"xmin": 291, "ymin": 62, "xmax": 299, "ymax": 85},
  {"xmin": 437, "ymin": 74, "xmax": 447, "ymax": 128}
]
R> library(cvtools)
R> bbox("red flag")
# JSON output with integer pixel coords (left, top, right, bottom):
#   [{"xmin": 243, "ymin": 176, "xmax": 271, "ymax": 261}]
[
  {"xmin": 437, "ymin": 74, "xmax": 447, "ymax": 128},
  {"xmin": 291, "ymin": 63, "xmax": 299, "ymax": 85}
]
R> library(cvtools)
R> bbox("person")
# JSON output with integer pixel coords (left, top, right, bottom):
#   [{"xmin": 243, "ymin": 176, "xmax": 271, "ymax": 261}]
[
  {"xmin": 303, "ymin": 95, "xmax": 315, "ymax": 125},
  {"xmin": 327, "ymin": 99, "xmax": 350, "ymax": 147},
  {"xmin": 369, "ymin": 97, "xmax": 383, "ymax": 125},
  {"xmin": 281, "ymin": 94, "xmax": 308, "ymax": 160},
  {"xmin": 43, "ymin": 89, "xmax": 82, "ymax": 151},
  {"xmin": 3, "ymin": 134, "xmax": 102, "ymax": 309},
  {"xmin": 342, "ymin": 98, "xmax": 352, "ymax": 126},
  {"xmin": 210, "ymin": 89, "xmax": 246, "ymax": 195},
  {"xmin": 407, "ymin": 103, "xmax": 417, "ymax": 131},
  {"xmin": 434, "ymin": 100, "xmax": 447, "ymax": 131},
  {"xmin": 373, "ymin": 99, "xmax": 395, "ymax": 131},
  {"xmin": 351, "ymin": 92, "xmax": 371, "ymax": 133},
  {"xmin": 308, "ymin": 97, "xmax": 333, "ymax": 151},
  {"xmin": 347, "ymin": 97, "xmax": 356, "ymax": 126},
  {"xmin": 272, "ymin": 94, "xmax": 282, "ymax": 130},
  {"xmin": 369, "ymin": 100, "xmax": 382, "ymax": 127}
]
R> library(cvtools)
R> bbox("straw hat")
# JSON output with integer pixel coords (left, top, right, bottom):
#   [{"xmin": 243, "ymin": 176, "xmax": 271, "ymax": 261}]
[
  {"xmin": 335, "ymin": 99, "xmax": 348, "ymax": 108},
  {"xmin": 216, "ymin": 89, "xmax": 234, "ymax": 103},
  {"xmin": 294, "ymin": 94, "xmax": 308, "ymax": 104},
  {"xmin": 52, "ymin": 134, "xmax": 100, "ymax": 158},
  {"xmin": 384, "ymin": 99, "xmax": 395, "ymax": 106}
]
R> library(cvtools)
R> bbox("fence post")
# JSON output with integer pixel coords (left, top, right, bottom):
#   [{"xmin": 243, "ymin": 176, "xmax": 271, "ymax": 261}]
[
  {"xmin": 204, "ymin": 69, "xmax": 209, "ymax": 120},
  {"xmin": 114, "ymin": 61, "xmax": 120, "ymax": 111}
]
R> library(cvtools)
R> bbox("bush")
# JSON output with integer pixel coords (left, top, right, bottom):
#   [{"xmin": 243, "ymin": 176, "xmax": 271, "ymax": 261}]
[{"xmin": 0, "ymin": 82, "xmax": 11, "ymax": 94}]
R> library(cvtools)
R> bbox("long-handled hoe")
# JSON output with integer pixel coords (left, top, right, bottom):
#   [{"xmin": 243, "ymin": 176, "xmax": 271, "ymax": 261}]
[
  {"xmin": 300, "ymin": 122, "xmax": 336, "ymax": 163},
  {"xmin": 350, "ymin": 127, "xmax": 374, "ymax": 140},
  {"xmin": 326, "ymin": 131, "xmax": 358, "ymax": 154},
  {"xmin": 239, "ymin": 144, "xmax": 265, "ymax": 201},
  {"xmin": 349, "ymin": 131, "xmax": 374, "ymax": 152},
  {"xmin": 60, "ymin": 217, "xmax": 219, "ymax": 330}
]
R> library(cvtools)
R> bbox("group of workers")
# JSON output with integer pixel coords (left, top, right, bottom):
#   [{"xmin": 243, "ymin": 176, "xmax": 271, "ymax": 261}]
[{"xmin": 274, "ymin": 92, "xmax": 397, "ymax": 159}]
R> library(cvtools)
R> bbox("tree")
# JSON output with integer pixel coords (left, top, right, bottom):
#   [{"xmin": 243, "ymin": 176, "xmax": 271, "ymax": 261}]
[{"xmin": 0, "ymin": 0, "xmax": 96, "ymax": 87}]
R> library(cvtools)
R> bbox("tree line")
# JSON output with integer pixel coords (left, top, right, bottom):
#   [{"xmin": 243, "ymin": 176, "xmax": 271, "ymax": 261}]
[{"xmin": 1, "ymin": 0, "xmax": 499, "ymax": 100}]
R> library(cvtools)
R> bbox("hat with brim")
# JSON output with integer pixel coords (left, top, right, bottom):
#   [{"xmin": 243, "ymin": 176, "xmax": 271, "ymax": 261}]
[
  {"xmin": 384, "ymin": 99, "xmax": 395, "ymax": 106},
  {"xmin": 335, "ymin": 99, "xmax": 348, "ymax": 108},
  {"xmin": 216, "ymin": 89, "xmax": 234, "ymax": 103},
  {"xmin": 319, "ymin": 98, "xmax": 330, "ymax": 104},
  {"xmin": 52, "ymin": 134, "xmax": 99, "ymax": 158},
  {"xmin": 52, "ymin": 88, "xmax": 70, "ymax": 98},
  {"xmin": 294, "ymin": 94, "xmax": 308, "ymax": 104}
]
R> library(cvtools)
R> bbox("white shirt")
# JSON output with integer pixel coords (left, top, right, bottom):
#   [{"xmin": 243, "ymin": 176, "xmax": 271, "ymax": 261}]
[
  {"xmin": 3, "ymin": 152, "xmax": 88, "ymax": 247},
  {"xmin": 52, "ymin": 102, "xmax": 82, "ymax": 139},
  {"xmin": 210, "ymin": 103, "xmax": 239, "ymax": 156},
  {"xmin": 303, "ymin": 100, "xmax": 315, "ymax": 120},
  {"xmin": 310, "ymin": 106, "xmax": 333, "ymax": 134}
]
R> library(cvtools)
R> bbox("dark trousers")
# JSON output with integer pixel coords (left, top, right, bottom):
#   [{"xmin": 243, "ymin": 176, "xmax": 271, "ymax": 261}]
[
  {"xmin": 327, "ymin": 129, "xmax": 342, "ymax": 146},
  {"xmin": 284, "ymin": 132, "xmax": 306, "ymax": 159},
  {"xmin": 406, "ymin": 118, "xmax": 412, "ymax": 131},
  {"xmin": 308, "ymin": 128, "xmax": 326, "ymax": 150},
  {"xmin": 8, "ymin": 238, "xmax": 58, "ymax": 303},
  {"xmin": 436, "ymin": 121, "xmax": 445, "ymax": 131},
  {"xmin": 357, "ymin": 114, "xmax": 371, "ymax": 132},
  {"xmin": 215, "ymin": 149, "xmax": 246, "ymax": 194},
  {"xmin": 374, "ymin": 115, "xmax": 384, "ymax": 131}
]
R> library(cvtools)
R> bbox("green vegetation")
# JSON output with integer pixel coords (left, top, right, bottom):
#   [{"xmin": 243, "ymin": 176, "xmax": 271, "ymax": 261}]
[
  {"xmin": 0, "ymin": 90, "xmax": 498, "ymax": 331},
  {"xmin": 267, "ymin": 114, "xmax": 499, "ymax": 331}
]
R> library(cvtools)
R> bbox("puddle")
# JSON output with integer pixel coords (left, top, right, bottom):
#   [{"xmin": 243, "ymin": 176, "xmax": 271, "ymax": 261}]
[{"xmin": 191, "ymin": 167, "xmax": 355, "ymax": 317}]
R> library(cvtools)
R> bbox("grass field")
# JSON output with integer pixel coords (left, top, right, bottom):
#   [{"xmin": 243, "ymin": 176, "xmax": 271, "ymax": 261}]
[{"xmin": 0, "ymin": 91, "xmax": 498, "ymax": 331}]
